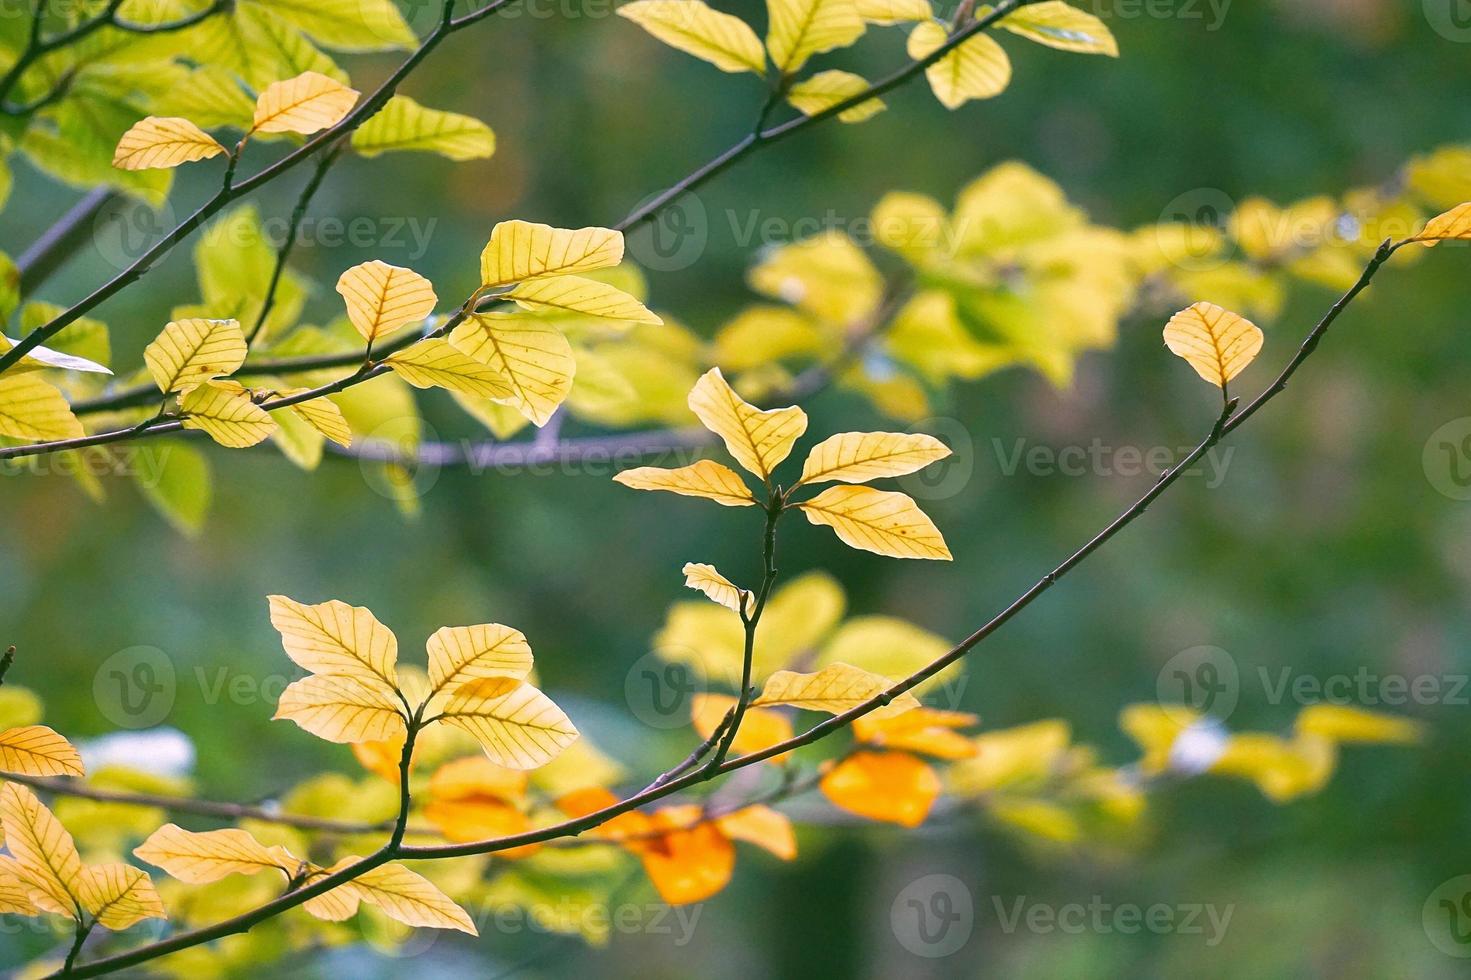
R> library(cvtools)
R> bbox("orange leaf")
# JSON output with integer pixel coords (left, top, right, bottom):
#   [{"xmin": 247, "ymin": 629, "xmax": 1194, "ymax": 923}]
[
  {"xmin": 690, "ymin": 693, "xmax": 793, "ymax": 760},
  {"xmin": 638, "ymin": 806, "xmax": 734, "ymax": 904},
  {"xmin": 819, "ymin": 750, "xmax": 940, "ymax": 828},
  {"xmin": 852, "ymin": 708, "xmax": 979, "ymax": 759},
  {"xmin": 428, "ymin": 756, "xmax": 529, "ymax": 802}
]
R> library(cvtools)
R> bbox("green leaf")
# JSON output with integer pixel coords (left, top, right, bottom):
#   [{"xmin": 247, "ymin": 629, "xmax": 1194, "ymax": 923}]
[{"xmin": 134, "ymin": 440, "xmax": 213, "ymax": 536}]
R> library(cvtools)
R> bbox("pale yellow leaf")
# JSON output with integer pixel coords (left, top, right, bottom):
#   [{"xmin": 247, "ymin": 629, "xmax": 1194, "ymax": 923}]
[
  {"xmin": 766, "ymin": 0, "xmax": 866, "ymax": 72},
  {"xmin": 504, "ymin": 276, "xmax": 661, "ymax": 324},
  {"xmin": 907, "ymin": 20, "xmax": 1011, "ymax": 109},
  {"xmin": 786, "ymin": 70, "xmax": 885, "ymax": 123},
  {"xmin": 335, "ymin": 260, "xmax": 438, "ymax": 343},
  {"xmin": 1294, "ymin": 705, "xmax": 1424, "ymax": 745},
  {"xmin": 0, "ymin": 856, "xmax": 40, "ymax": 916},
  {"xmin": 302, "ymin": 872, "xmax": 361, "ymax": 921},
  {"xmin": 351, "ymin": 96, "xmax": 495, "ymax": 161},
  {"xmin": 438, "ymin": 681, "xmax": 579, "ymax": 770},
  {"xmin": 332, "ymin": 858, "xmax": 477, "ymax": 933},
  {"xmin": 1413, "ymin": 202, "xmax": 1471, "ymax": 246},
  {"xmin": 990, "ymin": 1, "xmax": 1118, "ymax": 55},
  {"xmin": 714, "ymin": 805, "xmax": 796, "ymax": 859},
  {"xmin": 134, "ymin": 824, "xmax": 296, "ymax": 883},
  {"xmin": 618, "ymin": 0, "xmax": 767, "ymax": 74},
  {"xmin": 180, "ymin": 381, "xmax": 276, "ymax": 448},
  {"xmin": 278, "ymin": 389, "xmax": 352, "ymax": 447},
  {"xmin": 753, "ymin": 662, "xmax": 920, "ymax": 716},
  {"xmin": 798, "ymin": 430, "xmax": 950, "ymax": 485},
  {"xmin": 274, "ymin": 674, "xmax": 408, "ymax": 744},
  {"xmin": 480, "ymin": 220, "xmax": 624, "ymax": 287},
  {"xmin": 687, "ymin": 367, "xmax": 807, "ymax": 479},
  {"xmin": 251, "ymin": 71, "xmax": 359, "ymax": 135},
  {"xmin": 427, "ymin": 624, "xmax": 534, "ymax": 695},
  {"xmin": 0, "ymin": 376, "xmax": 83, "ymax": 441},
  {"xmin": 113, "ymin": 116, "xmax": 226, "ymax": 170},
  {"xmin": 144, "ymin": 317, "xmax": 246, "ymax": 393},
  {"xmin": 613, "ymin": 460, "xmax": 757, "ymax": 506},
  {"xmin": 0, "ymin": 725, "xmax": 84, "ymax": 777},
  {"xmin": 0, "ymin": 782, "xmax": 81, "ymax": 918},
  {"xmin": 798, "ymin": 485, "xmax": 951, "ymax": 559},
  {"xmin": 854, "ymin": 0, "xmax": 930, "ymax": 24},
  {"xmin": 1162, "ymin": 301, "xmax": 1264, "ymax": 387},
  {"xmin": 385, "ymin": 338, "xmax": 514, "ymax": 399},
  {"xmin": 77, "ymin": 863, "xmax": 166, "ymax": 930},
  {"xmin": 448, "ymin": 314, "xmax": 575, "ymax": 426},
  {"xmin": 266, "ymin": 595, "xmax": 400, "ymax": 691},
  {"xmin": 681, "ymin": 562, "xmax": 750, "ymax": 614}
]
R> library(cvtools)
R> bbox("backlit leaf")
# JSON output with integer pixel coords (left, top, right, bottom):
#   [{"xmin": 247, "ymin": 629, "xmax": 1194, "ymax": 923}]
[
  {"xmin": 818, "ymin": 750, "xmax": 940, "ymax": 827},
  {"xmin": 438, "ymin": 681, "xmax": 579, "ymax": 770},
  {"xmin": 798, "ymin": 430, "xmax": 950, "ymax": 485},
  {"xmin": 144, "ymin": 317, "xmax": 247, "ymax": 393},
  {"xmin": 0, "ymin": 783, "xmax": 82, "ymax": 918},
  {"xmin": 0, "ymin": 726, "xmax": 85, "ymax": 777},
  {"xmin": 180, "ymin": 381, "xmax": 276, "ymax": 448},
  {"xmin": 798, "ymin": 485, "xmax": 951, "ymax": 559},
  {"xmin": 274, "ymin": 674, "xmax": 408, "ymax": 743},
  {"xmin": 385, "ymin": 339, "xmax": 515, "ymax": 400},
  {"xmin": 78, "ymin": 863, "xmax": 166, "ymax": 930},
  {"xmin": 714, "ymin": 805, "xmax": 796, "ymax": 860},
  {"xmin": 691, "ymin": 693, "xmax": 793, "ymax": 758},
  {"xmin": 351, "ymin": 95, "xmax": 496, "ymax": 160},
  {"xmin": 766, "ymin": 0, "xmax": 865, "ymax": 72},
  {"xmin": 618, "ymin": 0, "xmax": 767, "ymax": 74},
  {"xmin": 1162, "ymin": 301, "xmax": 1264, "ymax": 387},
  {"xmin": 333, "ymin": 858, "xmax": 478, "ymax": 933},
  {"xmin": 113, "ymin": 116, "xmax": 226, "ymax": 170},
  {"xmin": 990, "ymin": 1, "xmax": 1118, "ymax": 56},
  {"xmin": 448, "ymin": 314, "xmax": 575, "ymax": 425},
  {"xmin": 0, "ymin": 857, "xmax": 40, "ymax": 916},
  {"xmin": 336, "ymin": 260, "xmax": 438, "ymax": 343},
  {"xmin": 134, "ymin": 824, "xmax": 296, "ymax": 883},
  {"xmin": 786, "ymin": 70, "xmax": 885, "ymax": 123},
  {"xmin": 0, "ymin": 376, "xmax": 83, "ymax": 441},
  {"xmin": 688, "ymin": 367, "xmax": 807, "ymax": 479},
  {"xmin": 1412, "ymin": 202, "xmax": 1471, "ymax": 246},
  {"xmin": 427, "ymin": 624, "xmax": 535, "ymax": 695},
  {"xmin": 852, "ymin": 707, "xmax": 978, "ymax": 759},
  {"xmin": 753, "ymin": 663, "xmax": 920, "ymax": 716},
  {"xmin": 480, "ymin": 221, "xmax": 624, "ymax": 287},
  {"xmin": 638, "ymin": 805, "xmax": 735, "ymax": 904},
  {"xmin": 613, "ymin": 460, "xmax": 758, "ymax": 507},
  {"xmin": 0, "ymin": 333, "xmax": 111, "ymax": 376},
  {"xmin": 854, "ymin": 0, "xmax": 930, "ymax": 23},
  {"xmin": 251, "ymin": 71, "xmax": 359, "ymax": 135},
  {"xmin": 504, "ymin": 276, "xmax": 661, "ymax": 324},
  {"xmin": 266, "ymin": 595, "xmax": 400, "ymax": 691},
  {"xmin": 681, "ymin": 562, "xmax": 749, "ymax": 614},
  {"xmin": 277, "ymin": 389, "xmax": 353, "ymax": 447},
  {"xmin": 1294, "ymin": 705, "xmax": 1424, "ymax": 745},
  {"xmin": 907, "ymin": 20, "xmax": 1011, "ymax": 109}
]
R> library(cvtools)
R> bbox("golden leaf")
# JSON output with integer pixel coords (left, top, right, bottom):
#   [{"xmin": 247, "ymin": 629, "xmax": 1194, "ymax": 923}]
[
  {"xmin": 0, "ymin": 782, "xmax": 82, "ymax": 917},
  {"xmin": 274, "ymin": 674, "xmax": 408, "ymax": 744},
  {"xmin": 78, "ymin": 863, "xmax": 166, "ymax": 930},
  {"xmin": 714, "ymin": 805, "xmax": 796, "ymax": 860},
  {"xmin": 852, "ymin": 707, "xmax": 978, "ymax": 759},
  {"xmin": 448, "ymin": 314, "xmax": 575, "ymax": 426},
  {"xmin": 753, "ymin": 663, "xmax": 920, "ymax": 716},
  {"xmin": 0, "ymin": 725, "xmax": 84, "ymax": 777},
  {"xmin": 0, "ymin": 856, "xmax": 40, "ymax": 916},
  {"xmin": 798, "ymin": 430, "xmax": 950, "ymax": 485},
  {"xmin": 113, "ymin": 116, "xmax": 226, "ymax": 171},
  {"xmin": 797, "ymin": 485, "xmax": 951, "ymax": 559},
  {"xmin": 1162, "ymin": 301, "xmax": 1264, "ymax": 387},
  {"xmin": 180, "ymin": 381, "xmax": 276, "ymax": 448},
  {"xmin": 504, "ymin": 276, "xmax": 661, "ymax": 324},
  {"xmin": 331, "ymin": 857, "xmax": 478, "ymax": 933},
  {"xmin": 1294, "ymin": 705, "xmax": 1424, "ymax": 745},
  {"xmin": 438, "ymin": 681, "xmax": 579, "ymax": 770},
  {"xmin": 144, "ymin": 317, "xmax": 246, "ymax": 393},
  {"xmin": 612, "ymin": 460, "xmax": 758, "ymax": 507},
  {"xmin": 135, "ymin": 825, "xmax": 296, "ymax": 883},
  {"xmin": 786, "ymin": 70, "xmax": 885, "ymax": 123},
  {"xmin": 637, "ymin": 805, "xmax": 735, "ymax": 904},
  {"xmin": 991, "ymin": 0, "xmax": 1118, "ymax": 56},
  {"xmin": 385, "ymin": 338, "xmax": 515, "ymax": 400},
  {"xmin": 278, "ymin": 389, "xmax": 353, "ymax": 447},
  {"xmin": 908, "ymin": 20, "xmax": 1011, "ymax": 109},
  {"xmin": 1413, "ymin": 202, "xmax": 1471, "ymax": 246},
  {"xmin": 0, "ymin": 376, "xmax": 83, "ymax": 441},
  {"xmin": 618, "ymin": 0, "xmax": 767, "ymax": 74},
  {"xmin": 687, "ymin": 367, "xmax": 806, "ymax": 480},
  {"xmin": 479, "ymin": 220, "xmax": 624, "ymax": 287},
  {"xmin": 251, "ymin": 71, "xmax": 359, "ymax": 135},
  {"xmin": 690, "ymin": 693, "xmax": 793, "ymax": 758},
  {"xmin": 335, "ymin": 260, "xmax": 438, "ymax": 343},
  {"xmin": 854, "ymin": 0, "xmax": 930, "ymax": 24},
  {"xmin": 766, "ymin": 0, "xmax": 866, "ymax": 72},
  {"xmin": 266, "ymin": 595, "xmax": 400, "ymax": 691},
  {"xmin": 426, "ymin": 624, "xmax": 534, "ymax": 695},
  {"xmin": 818, "ymin": 750, "xmax": 940, "ymax": 827},
  {"xmin": 681, "ymin": 562, "xmax": 749, "ymax": 614}
]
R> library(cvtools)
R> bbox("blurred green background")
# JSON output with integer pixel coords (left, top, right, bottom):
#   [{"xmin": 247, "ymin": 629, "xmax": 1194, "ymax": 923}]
[{"xmin": 4, "ymin": 0, "xmax": 1471, "ymax": 975}]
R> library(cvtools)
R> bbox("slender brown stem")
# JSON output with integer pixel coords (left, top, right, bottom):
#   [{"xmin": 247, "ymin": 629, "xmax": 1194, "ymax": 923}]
[{"xmin": 247, "ymin": 146, "xmax": 344, "ymax": 345}]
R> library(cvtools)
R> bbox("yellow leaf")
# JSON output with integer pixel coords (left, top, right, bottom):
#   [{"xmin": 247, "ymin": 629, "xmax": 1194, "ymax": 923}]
[
  {"xmin": 681, "ymin": 562, "xmax": 749, "ymax": 614},
  {"xmin": 1210, "ymin": 732, "xmax": 1336, "ymax": 803},
  {"xmin": 333, "ymin": 858, "xmax": 478, "ymax": 933},
  {"xmin": 798, "ymin": 485, "xmax": 951, "ymax": 560},
  {"xmin": 1294, "ymin": 705, "xmax": 1424, "ymax": 745},
  {"xmin": 251, "ymin": 71, "xmax": 359, "ymax": 135},
  {"xmin": 991, "ymin": 1, "xmax": 1118, "ymax": 56},
  {"xmin": 818, "ymin": 750, "xmax": 939, "ymax": 827},
  {"xmin": 0, "ymin": 782, "xmax": 82, "ymax": 917},
  {"xmin": 688, "ymin": 367, "xmax": 806, "ymax": 480},
  {"xmin": 852, "ymin": 707, "xmax": 978, "ymax": 759},
  {"xmin": 786, "ymin": 70, "xmax": 885, "ymax": 123},
  {"xmin": 144, "ymin": 317, "xmax": 247, "ymax": 393},
  {"xmin": 612, "ymin": 460, "xmax": 757, "ymax": 506},
  {"xmin": 690, "ymin": 693, "xmax": 793, "ymax": 758},
  {"xmin": 747, "ymin": 230, "xmax": 883, "ymax": 325},
  {"xmin": 816, "ymin": 615, "xmax": 955, "ymax": 694},
  {"xmin": 753, "ymin": 663, "xmax": 920, "ymax": 716},
  {"xmin": 766, "ymin": 0, "xmax": 866, "ymax": 72},
  {"xmin": 385, "ymin": 338, "xmax": 515, "ymax": 400},
  {"xmin": 1119, "ymin": 703, "xmax": 1199, "ymax": 775},
  {"xmin": 0, "ymin": 856, "xmax": 40, "ymax": 916},
  {"xmin": 351, "ymin": 95, "xmax": 495, "ymax": 161},
  {"xmin": 1162, "ymin": 301, "xmax": 1264, "ymax": 388},
  {"xmin": 429, "ymin": 755, "xmax": 530, "ymax": 801},
  {"xmin": 266, "ymin": 595, "xmax": 400, "ymax": 691},
  {"xmin": 710, "ymin": 305, "xmax": 825, "ymax": 371},
  {"xmin": 798, "ymin": 430, "xmax": 950, "ymax": 485},
  {"xmin": 480, "ymin": 220, "xmax": 624, "ymax": 287},
  {"xmin": 438, "ymin": 681, "xmax": 579, "ymax": 770},
  {"xmin": 854, "ymin": 0, "xmax": 930, "ymax": 24},
  {"xmin": 0, "ymin": 376, "xmax": 83, "ymax": 440},
  {"xmin": 423, "ymin": 794, "xmax": 530, "ymax": 846},
  {"xmin": 77, "ymin": 864, "xmax": 166, "ymax": 931},
  {"xmin": 335, "ymin": 260, "xmax": 438, "ymax": 343},
  {"xmin": 112, "ymin": 116, "xmax": 226, "ymax": 171},
  {"xmin": 0, "ymin": 726, "xmax": 84, "ymax": 777},
  {"xmin": 947, "ymin": 719, "xmax": 1070, "ymax": 794},
  {"xmin": 180, "ymin": 381, "xmax": 276, "ymax": 448},
  {"xmin": 504, "ymin": 276, "xmax": 661, "ymax": 324},
  {"xmin": 134, "ymin": 825, "xmax": 296, "ymax": 884},
  {"xmin": 427, "ymin": 624, "xmax": 534, "ymax": 696},
  {"xmin": 302, "ymin": 873, "xmax": 362, "ymax": 921},
  {"xmin": 907, "ymin": 20, "xmax": 1011, "ymax": 109},
  {"xmin": 448, "ymin": 314, "xmax": 575, "ymax": 426},
  {"xmin": 638, "ymin": 806, "xmax": 735, "ymax": 904},
  {"xmin": 618, "ymin": 0, "xmax": 767, "ymax": 74},
  {"xmin": 278, "ymin": 389, "xmax": 352, "ymax": 447},
  {"xmin": 274, "ymin": 674, "xmax": 408, "ymax": 744},
  {"xmin": 1412, "ymin": 202, "xmax": 1471, "ymax": 246},
  {"xmin": 714, "ymin": 805, "xmax": 796, "ymax": 860}
]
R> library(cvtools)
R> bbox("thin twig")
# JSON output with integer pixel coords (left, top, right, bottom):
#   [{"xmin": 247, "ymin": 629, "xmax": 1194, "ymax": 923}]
[{"xmin": 247, "ymin": 145, "xmax": 344, "ymax": 346}]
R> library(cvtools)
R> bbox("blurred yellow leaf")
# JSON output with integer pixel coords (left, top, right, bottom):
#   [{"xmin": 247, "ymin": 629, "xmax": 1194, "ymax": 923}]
[
  {"xmin": 715, "ymin": 805, "xmax": 796, "ymax": 860},
  {"xmin": 0, "ymin": 726, "xmax": 84, "ymax": 777},
  {"xmin": 766, "ymin": 0, "xmax": 865, "ymax": 72},
  {"xmin": 276, "ymin": 389, "xmax": 352, "ymax": 447},
  {"xmin": 853, "ymin": 707, "xmax": 978, "ymax": 759},
  {"xmin": 786, "ymin": 70, "xmax": 885, "ymax": 122},
  {"xmin": 854, "ymin": 0, "xmax": 930, "ymax": 24},
  {"xmin": 747, "ymin": 231, "xmax": 882, "ymax": 325},
  {"xmin": 908, "ymin": 20, "xmax": 1011, "ymax": 109},
  {"xmin": 618, "ymin": 0, "xmax": 767, "ymax": 74},
  {"xmin": 144, "ymin": 317, "xmax": 246, "ymax": 393},
  {"xmin": 1294, "ymin": 704, "xmax": 1424, "ymax": 745},
  {"xmin": 335, "ymin": 260, "xmax": 438, "ymax": 343},
  {"xmin": 251, "ymin": 71, "xmax": 359, "ymax": 135},
  {"xmin": 754, "ymin": 663, "xmax": 919, "ymax": 716},
  {"xmin": 798, "ymin": 485, "xmax": 951, "ymax": 559},
  {"xmin": 613, "ymin": 460, "xmax": 758, "ymax": 507},
  {"xmin": 947, "ymin": 720, "xmax": 1070, "ymax": 794},
  {"xmin": 0, "ymin": 376, "xmax": 83, "ymax": 441},
  {"xmin": 690, "ymin": 694, "xmax": 793, "ymax": 757},
  {"xmin": 819, "ymin": 750, "xmax": 939, "ymax": 827},
  {"xmin": 1162, "ymin": 301, "xmax": 1264, "ymax": 387}
]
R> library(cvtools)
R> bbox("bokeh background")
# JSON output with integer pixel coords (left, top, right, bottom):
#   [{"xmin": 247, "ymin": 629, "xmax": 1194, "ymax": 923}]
[{"xmin": 4, "ymin": 0, "xmax": 1471, "ymax": 975}]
